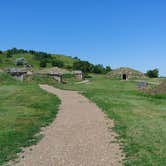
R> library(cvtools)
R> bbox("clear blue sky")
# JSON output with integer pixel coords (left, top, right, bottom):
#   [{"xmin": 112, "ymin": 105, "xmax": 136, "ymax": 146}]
[{"xmin": 0, "ymin": 0, "xmax": 166, "ymax": 75}]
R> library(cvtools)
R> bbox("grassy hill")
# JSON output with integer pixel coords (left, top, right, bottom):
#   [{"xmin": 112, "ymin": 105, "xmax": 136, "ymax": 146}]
[
  {"xmin": 0, "ymin": 51, "xmax": 77, "ymax": 70},
  {"xmin": 53, "ymin": 54, "xmax": 77, "ymax": 68},
  {"xmin": 0, "ymin": 48, "xmax": 112, "ymax": 75}
]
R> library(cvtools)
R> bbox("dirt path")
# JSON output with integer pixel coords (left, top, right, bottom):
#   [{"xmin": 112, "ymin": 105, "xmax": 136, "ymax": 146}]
[{"xmin": 11, "ymin": 85, "xmax": 123, "ymax": 166}]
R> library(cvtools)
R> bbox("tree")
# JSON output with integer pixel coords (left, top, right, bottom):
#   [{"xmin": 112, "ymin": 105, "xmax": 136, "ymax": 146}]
[
  {"xmin": 146, "ymin": 68, "xmax": 159, "ymax": 78},
  {"xmin": 73, "ymin": 56, "xmax": 80, "ymax": 60},
  {"xmin": 105, "ymin": 66, "xmax": 112, "ymax": 73},
  {"xmin": 29, "ymin": 50, "xmax": 35, "ymax": 54},
  {"xmin": 93, "ymin": 64, "xmax": 106, "ymax": 74},
  {"xmin": 73, "ymin": 60, "xmax": 93, "ymax": 73}
]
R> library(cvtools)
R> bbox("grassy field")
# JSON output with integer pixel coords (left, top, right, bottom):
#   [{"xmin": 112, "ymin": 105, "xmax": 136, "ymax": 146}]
[
  {"xmin": 0, "ymin": 74, "xmax": 60, "ymax": 165},
  {"xmin": 1, "ymin": 72, "xmax": 166, "ymax": 165},
  {"xmin": 52, "ymin": 75, "xmax": 166, "ymax": 166}
]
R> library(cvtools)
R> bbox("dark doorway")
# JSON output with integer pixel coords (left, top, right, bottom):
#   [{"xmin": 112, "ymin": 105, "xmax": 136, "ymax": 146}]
[{"xmin": 122, "ymin": 74, "xmax": 127, "ymax": 80}]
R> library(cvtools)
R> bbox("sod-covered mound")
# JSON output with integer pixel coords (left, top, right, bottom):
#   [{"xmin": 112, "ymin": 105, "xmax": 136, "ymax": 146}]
[{"xmin": 107, "ymin": 67, "xmax": 145, "ymax": 79}]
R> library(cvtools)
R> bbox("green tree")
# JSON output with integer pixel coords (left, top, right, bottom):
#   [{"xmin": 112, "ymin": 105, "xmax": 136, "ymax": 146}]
[
  {"xmin": 105, "ymin": 66, "xmax": 112, "ymax": 73},
  {"xmin": 93, "ymin": 64, "xmax": 106, "ymax": 74},
  {"xmin": 73, "ymin": 57, "xmax": 80, "ymax": 60},
  {"xmin": 73, "ymin": 60, "xmax": 93, "ymax": 73},
  {"xmin": 146, "ymin": 68, "xmax": 159, "ymax": 78}
]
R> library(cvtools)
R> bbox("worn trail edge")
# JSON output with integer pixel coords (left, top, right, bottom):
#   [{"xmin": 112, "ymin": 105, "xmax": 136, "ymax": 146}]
[{"xmin": 11, "ymin": 85, "xmax": 123, "ymax": 166}]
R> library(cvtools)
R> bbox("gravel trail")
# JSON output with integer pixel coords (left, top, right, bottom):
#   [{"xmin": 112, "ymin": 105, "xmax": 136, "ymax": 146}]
[{"xmin": 11, "ymin": 84, "xmax": 123, "ymax": 166}]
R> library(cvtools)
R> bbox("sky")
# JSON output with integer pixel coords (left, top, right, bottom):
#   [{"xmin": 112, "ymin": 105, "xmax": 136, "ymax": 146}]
[{"xmin": 0, "ymin": 0, "xmax": 166, "ymax": 75}]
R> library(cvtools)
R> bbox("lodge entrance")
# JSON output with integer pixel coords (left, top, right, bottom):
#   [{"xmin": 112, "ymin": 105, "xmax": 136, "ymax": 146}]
[{"xmin": 122, "ymin": 74, "xmax": 127, "ymax": 80}]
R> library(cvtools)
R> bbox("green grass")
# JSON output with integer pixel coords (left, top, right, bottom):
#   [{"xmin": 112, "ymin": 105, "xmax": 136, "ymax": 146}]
[
  {"xmin": 51, "ymin": 75, "xmax": 166, "ymax": 166},
  {"xmin": 53, "ymin": 54, "xmax": 77, "ymax": 68},
  {"xmin": 1, "ymin": 72, "xmax": 166, "ymax": 165},
  {"xmin": 0, "ymin": 74, "xmax": 60, "ymax": 165}
]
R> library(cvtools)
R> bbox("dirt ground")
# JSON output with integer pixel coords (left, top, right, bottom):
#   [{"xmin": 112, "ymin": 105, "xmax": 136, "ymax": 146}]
[{"xmin": 9, "ymin": 85, "xmax": 123, "ymax": 166}]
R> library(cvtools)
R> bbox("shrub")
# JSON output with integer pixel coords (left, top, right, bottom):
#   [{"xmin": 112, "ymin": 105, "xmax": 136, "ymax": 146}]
[
  {"xmin": 52, "ymin": 59, "xmax": 64, "ymax": 67},
  {"xmin": 33, "ymin": 51, "xmax": 52, "ymax": 61},
  {"xmin": 5, "ymin": 48, "xmax": 28, "ymax": 58},
  {"xmin": 40, "ymin": 60, "xmax": 47, "ymax": 68}
]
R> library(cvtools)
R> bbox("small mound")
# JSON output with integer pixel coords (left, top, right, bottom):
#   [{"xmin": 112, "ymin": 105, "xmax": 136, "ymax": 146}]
[
  {"xmin": 38, "ymin": 67, "xmax": 70, "ymax": 74},
  {"xmin": 107, "ymin": 67, "xmax": 145, "ymax": 79}
]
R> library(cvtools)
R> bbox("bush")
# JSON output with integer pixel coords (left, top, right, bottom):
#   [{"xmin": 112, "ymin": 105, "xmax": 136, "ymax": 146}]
[
  {"xmin": 6, "ymin": 51, "xmax": 12, "ymax": 58},
  {"xmin": 52, "ymin": 59, "xmax": 64, "ymax": 67},
  {"xmin": 33, "ymin": 51, "xmax": 52, "ymax": 62},
  {"xmin": 65, "ymin": 65, "xmax": 72, "ymax": 70},
  {"xmin": 40, "ymin": 60, "xmax": 47, "ymax": 68}
]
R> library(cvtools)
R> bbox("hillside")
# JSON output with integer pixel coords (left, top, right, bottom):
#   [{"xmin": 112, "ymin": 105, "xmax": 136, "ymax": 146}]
[
  {"xmin": 0, "ymin": 48, "xmax": 112, "ymax": 75},
  {"xmin": 0, "ymin": 50, "xmax": 77, "ymax": 70}
]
